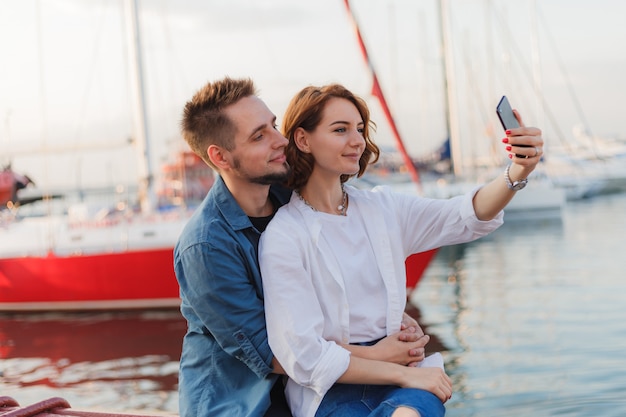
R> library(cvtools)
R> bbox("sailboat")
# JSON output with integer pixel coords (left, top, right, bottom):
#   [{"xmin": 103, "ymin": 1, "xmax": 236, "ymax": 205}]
[
  {"xmin": 1, "ymin": 1, "xmax": 439, "ymax": 312},
  {"xmin": 342, "ymin": 0, "xmax": 438, "ymax": 292},
  {"xmin": 0, "ymin": 0, "xmax": 213, "ymax": 312}
]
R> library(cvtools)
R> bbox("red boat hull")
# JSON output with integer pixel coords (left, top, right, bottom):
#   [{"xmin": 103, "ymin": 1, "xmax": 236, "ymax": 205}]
[
  {"xmin": 0, "ymin": 247, "xmax": 437, "ymax": 311},
  {"xmin": 0, "ymin": 248, "xmax": 180, "ymax": 311},
  {"xmin": 405, "ymin": 249, "xmax": 438, "ymax": 291}
]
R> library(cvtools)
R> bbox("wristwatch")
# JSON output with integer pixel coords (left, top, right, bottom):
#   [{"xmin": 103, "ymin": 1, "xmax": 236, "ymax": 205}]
[{"xmin": 504, "ymin": 164, "xmax": 528, "ymax": 191}]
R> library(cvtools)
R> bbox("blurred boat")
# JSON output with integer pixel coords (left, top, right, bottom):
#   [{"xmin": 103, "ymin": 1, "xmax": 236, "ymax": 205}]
[
  {"xmin": 544, "ymin": 127, "xmax": 626, "ymax": 200},
  {"xmin": 1, "ymin": 1, "xmax": 434, "ymax": 312},
  {"xmin": 0, "ymin": 151, "xmax": 213, "ymax": 312},
  {"xmin": 0, "ymin": 0, "xmax": 214, "ymax": 312}
]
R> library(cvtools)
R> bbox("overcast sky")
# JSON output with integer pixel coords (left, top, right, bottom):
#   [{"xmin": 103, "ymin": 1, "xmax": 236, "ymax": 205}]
[{"xmin": 1, "ymin": 0, "xmax": 625, "ymax": 188}]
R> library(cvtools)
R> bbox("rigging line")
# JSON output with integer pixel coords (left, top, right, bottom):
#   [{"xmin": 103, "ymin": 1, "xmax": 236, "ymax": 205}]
[
  {"xmin": 436, "ymin": 0, "xmax": 455, "ymax": 175},
  {"xmin": 72, "ymin": 1, "xmax": 110, "ymax": 148},
  {"xmin": 490, "ymin": 4, "xmax": 570, "ymax": 151},
  {"xmin": 460, "ymin": 34, "xmax": 501, "ymax": 169},
  {"xmin": 342, "ymin": 0, "xmax": 422, "ymax": 193},
  {"xmin": 536, "ymin": 5, "xmax": 594, "ymax": 139},
  {"xmin": 448, "ymin": 6, "xmax": 500, "ymax": 169},
  {"xmin": 35, "ymin": 0, "xmax": 54, "ymax": 249},
  {"xmin": 119, "ymin": 0, "xmax": 134, "ymax": 142},
  {"xmin": 155, "ymin": 0, "xmax": 188, "ymax": 145}
]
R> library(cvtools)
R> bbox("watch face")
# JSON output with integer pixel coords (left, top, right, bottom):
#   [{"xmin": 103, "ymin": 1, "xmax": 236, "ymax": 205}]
[
  {"xmin": 503, "ymin": 165, "xmax": 528, "ymax": 191},
  {"xmin": 512, "ymin": 181, "xmax": 527, "ymax": 191}
]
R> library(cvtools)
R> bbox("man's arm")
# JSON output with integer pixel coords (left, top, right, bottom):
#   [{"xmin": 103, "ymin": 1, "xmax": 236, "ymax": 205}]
[{"xmin": 176, "ymin": 239, "xmax": 274, "ymax": 378}]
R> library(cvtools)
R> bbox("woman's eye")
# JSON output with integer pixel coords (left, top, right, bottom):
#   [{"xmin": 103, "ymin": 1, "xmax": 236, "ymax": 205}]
[{"xmin": 335, "ymin": 127, "xmax": 346, "ymax": 133}]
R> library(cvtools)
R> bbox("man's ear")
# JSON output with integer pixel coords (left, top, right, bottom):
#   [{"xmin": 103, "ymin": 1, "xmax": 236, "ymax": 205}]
[
  {"xmin": 294, "ymin": 127, "xmax": 310, "ymax": 153},
  {"xmin": 207, "ymin": 145, "xmax": 230, "ymax": 170}
]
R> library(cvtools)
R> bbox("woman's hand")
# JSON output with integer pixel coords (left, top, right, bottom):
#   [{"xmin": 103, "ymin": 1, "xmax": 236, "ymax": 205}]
[
  {"xmin": 341, "ymin": 332, "xmax": 430, "ymax": 366},
  {"xmin": 371, "ymin": 331, "xmax": 430, "ymax": 365},
  {"xmin": 502, "ymin": 109, "xmax": 544, "ymax": 180},
  {"xmin": 399, "ymin": 366, "xmax": 453, "ymax": 403}
]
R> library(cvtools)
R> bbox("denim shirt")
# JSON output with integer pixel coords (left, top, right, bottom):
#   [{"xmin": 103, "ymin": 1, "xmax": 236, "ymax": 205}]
[{"xmin": 174, "ymin": 176, "xmax": 291, "ymax": 417}]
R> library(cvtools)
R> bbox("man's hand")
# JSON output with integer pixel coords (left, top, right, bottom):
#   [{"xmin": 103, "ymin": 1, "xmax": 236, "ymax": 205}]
[
  {"xmin": 400, "ymin": 311, "xmax": 424, "ymax": 335},
  {"xmin": 341, "ymin": 312, "xmax": 431, "ymax": 366},
  {"xmin": 400, "ymin": 311, "xmax": 429, "ymax": 366}
]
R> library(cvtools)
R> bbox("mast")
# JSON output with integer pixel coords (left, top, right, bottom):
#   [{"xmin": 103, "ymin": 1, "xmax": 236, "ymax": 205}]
[
  {"xmin": 438, "ymin": 0, "xmax": 463, "ymax": 177},
  {"xmin": 342, "ymin": 0, "xmax": 422, "ymax": 192},
  {"xmin": 124, "ymin": 0, "xmax": 155, "ymax": 213}
]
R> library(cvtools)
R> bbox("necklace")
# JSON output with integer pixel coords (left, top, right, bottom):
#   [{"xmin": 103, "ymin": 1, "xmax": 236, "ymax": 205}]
[{"xmin": 297, "ymin": 185, "xmax": 348, "ymax": 216}]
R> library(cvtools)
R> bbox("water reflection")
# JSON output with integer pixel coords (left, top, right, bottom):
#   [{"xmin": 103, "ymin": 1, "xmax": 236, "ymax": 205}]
[
  {"xmin": 0, "ymin": 310, "xmax": 185, "ymax": 412},
  {"xmin": 412, "ymin": 195, "xmax": 626, "ymax": 416},
  {"xmin": 3, "ymin": 195, "xmax": 626, "ymax": 416}
]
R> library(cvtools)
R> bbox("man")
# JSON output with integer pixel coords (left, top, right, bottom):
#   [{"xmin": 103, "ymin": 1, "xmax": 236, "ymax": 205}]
[
  {"xmin": 174, "ymin": 77, "xmax": 427, "ymax": 417},
  {"xmin": 175, "ymin": 77, "xmax": 292, "ymax": 417}
]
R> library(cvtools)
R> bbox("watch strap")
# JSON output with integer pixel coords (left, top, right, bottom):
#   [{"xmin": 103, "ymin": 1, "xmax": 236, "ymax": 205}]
[{"xmin": 504, "ymin": 165, "xmax": 528, "ymax": 191}]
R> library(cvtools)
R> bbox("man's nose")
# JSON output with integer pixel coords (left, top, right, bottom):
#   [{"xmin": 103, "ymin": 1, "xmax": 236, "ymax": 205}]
[{"xmin": 273, "ymin": 131, "xmax": 289, "ymax": 147}]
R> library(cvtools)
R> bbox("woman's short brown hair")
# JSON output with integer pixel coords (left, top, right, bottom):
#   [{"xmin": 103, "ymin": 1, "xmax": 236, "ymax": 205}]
[{"xmin": 281, "ymin": 84, "xmax": 380, "ymax": 190}]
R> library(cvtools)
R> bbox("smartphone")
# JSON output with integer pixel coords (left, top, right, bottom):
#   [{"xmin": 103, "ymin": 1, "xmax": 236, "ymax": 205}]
[
  {"xmin": 496, "ymin": 95, "xmax": 520, "ymax": 130},
  {"xmin": 496, "ymin": 95, "xmax": 529, "ymax": 157}
]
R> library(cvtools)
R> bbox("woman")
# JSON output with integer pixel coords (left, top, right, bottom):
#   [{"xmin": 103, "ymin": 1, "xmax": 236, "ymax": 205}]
[{"xmin": 259, "ymin": 84, "xmax": 543, "ymax": 417}]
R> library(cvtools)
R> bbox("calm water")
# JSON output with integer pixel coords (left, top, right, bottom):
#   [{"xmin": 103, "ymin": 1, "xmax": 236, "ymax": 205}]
[
  {"xmin": 2, "ymin": 193, "xmax": 626, "ymax": 416},
  {"xmin": 413, "ymin": 192, "xmax": 626, "ymax": 416}
]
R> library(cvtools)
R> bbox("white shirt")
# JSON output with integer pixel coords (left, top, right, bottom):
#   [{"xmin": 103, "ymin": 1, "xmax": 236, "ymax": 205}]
[
  {"xmin": 304, "ymin": 206, "xmax": 387, "ymax": 343},
  {"xmin": 259, "ymin": 184, "xmax": 503, "ymax": 417}
]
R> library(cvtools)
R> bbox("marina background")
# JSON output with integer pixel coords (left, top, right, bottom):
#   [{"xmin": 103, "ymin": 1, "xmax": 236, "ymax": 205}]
[
  {"xmin": 2, "ymin": 192, "xmax": 626, "ymax": 416},
  {"xmin": 2, "ymin": 0, "xmax": 626, "ymax": 416},
  {"xmin": 1, "ymin": 0, "xmax": 625, "ymax": 189}
]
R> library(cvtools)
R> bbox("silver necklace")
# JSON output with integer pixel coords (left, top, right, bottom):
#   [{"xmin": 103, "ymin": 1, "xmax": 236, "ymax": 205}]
[{"xmin": 297, "ymin": 185, "xmax": 347, "ymax": 216}]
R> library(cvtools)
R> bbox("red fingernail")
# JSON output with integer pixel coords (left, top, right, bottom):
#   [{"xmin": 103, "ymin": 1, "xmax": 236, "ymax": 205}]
[
  {"xmin": 506, "ymin": 145, "xmax": 511, "ymax": 151},
  {"xmin": 502, "ymin": 138, "xmax": 509, "ymax": 143},
  {"xmin": 505, "ymin": 130, "xmax": 511, "ymax": 134},
  {"xmin": 508, "ymin": 154, "xmax": 512, "ymax": 159}
]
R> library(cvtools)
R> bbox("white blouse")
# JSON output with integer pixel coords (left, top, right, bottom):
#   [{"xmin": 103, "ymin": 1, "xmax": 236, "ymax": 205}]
[{"xmin": 259, "ymin": 184, "xmax": 503, "ymax": 417}]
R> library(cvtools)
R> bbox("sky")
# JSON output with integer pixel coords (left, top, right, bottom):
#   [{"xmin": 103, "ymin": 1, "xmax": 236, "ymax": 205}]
[{"xmin": 1, "ymin": 0, "xmax": 625, "ymax": 189}]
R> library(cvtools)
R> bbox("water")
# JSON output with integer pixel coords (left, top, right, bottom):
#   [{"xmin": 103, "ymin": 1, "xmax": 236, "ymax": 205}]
[
  {"xmin": 0, "ymin": 310, "xmax": 184, "ymax": 413},
  {"xmin": 2, "ymin": 193, "xmax": 626, "ymax": 416},
  {"xmin": 412, "ymin": 192, "xmax": 626, "ymax": 416}
]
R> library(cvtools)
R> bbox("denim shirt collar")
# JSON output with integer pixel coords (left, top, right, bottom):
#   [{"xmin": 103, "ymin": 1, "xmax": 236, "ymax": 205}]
[
  {"xmin": 211, "ymin": 176, "xmax": 252, "ymax": 232},
  {"xmin": 211, "ymin": 175, "xmax": 291, "ymax": 232}
]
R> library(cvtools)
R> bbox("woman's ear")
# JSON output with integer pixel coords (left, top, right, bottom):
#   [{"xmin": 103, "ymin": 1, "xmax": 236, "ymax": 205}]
[
  {"xmin": 207, "ymin": 145, "xmax": 230, "ymax": 170},
  {"xmin": 294, "ymin": 127, "xmax": 310, "ymax": 153}
]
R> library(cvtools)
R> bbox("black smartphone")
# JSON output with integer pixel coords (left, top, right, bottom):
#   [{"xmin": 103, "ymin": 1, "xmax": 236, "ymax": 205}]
[
  {"xmin": 496, "ymin": 95, "xmax": 529, "ymax": 157},
  {"xmin": 496, "ymin": 95, "xmax": 519, "ymax": 130}
]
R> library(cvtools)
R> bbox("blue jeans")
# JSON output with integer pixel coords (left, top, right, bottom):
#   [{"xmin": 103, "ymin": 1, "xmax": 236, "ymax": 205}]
[{"xmin": 314, "ymin": 384, "xmax": 445, "ymax": 417}]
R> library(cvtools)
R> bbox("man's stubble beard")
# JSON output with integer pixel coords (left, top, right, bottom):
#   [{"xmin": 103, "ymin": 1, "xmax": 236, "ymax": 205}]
[{"xmin": 233, "ymin": 159, "xmax": 291, "ymax": 185}]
